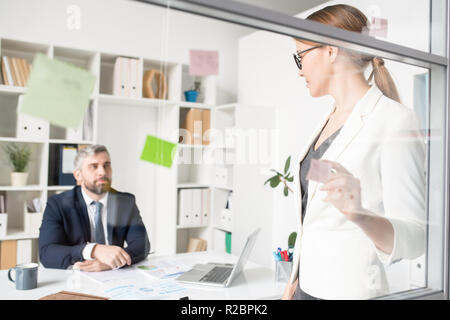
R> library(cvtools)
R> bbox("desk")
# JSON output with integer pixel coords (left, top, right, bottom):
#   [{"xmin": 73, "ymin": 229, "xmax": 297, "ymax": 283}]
[{"xmin": 0, "ymin": 251, "xmax": 285, "ymax": 300}]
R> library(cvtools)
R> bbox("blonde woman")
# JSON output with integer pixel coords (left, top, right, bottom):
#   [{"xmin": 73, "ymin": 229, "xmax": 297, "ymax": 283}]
[{"xmin": 284, "ymin": 4, "xmax": 426, "ymax": 300}]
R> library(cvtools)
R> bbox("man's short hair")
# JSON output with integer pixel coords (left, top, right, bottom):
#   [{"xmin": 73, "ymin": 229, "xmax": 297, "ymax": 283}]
[{"xmin": 74, "ymin": 145, "xmax": 110, "ymax": 170}]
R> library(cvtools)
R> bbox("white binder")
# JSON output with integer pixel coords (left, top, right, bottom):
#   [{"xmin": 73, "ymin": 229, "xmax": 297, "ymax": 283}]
[
  {"xmin": 66, "ymin": 103, "xmax": 92, "ymax": 141},
  {"xmin": 16, "ymin": 96, "xmax": 49, "ymax": 140},
  {"xmin": 201, "ymin": 189, "xmax": 210, "ymax": 225},
  {"xmin": 220, "ymin": 208, "xmax": 233, "ymax": 231},
  {"xmin": 129, "ymin": 58, "xmax": 140, "ymax": 98},
  {"xmin": 66, "ymin": 123, "xmax": 83, "ymax": 141},
  {"xmin": 214, "ymin": 167, "xmax": 228, "ymax": 186},
  {"xmin": 178, "ymin": 189, "xmax": 193, "ymax": 226},
  {"xmin": 192, "ymin": 189, "xmax": 202, "ymax": 226},
  {"xmin": 113, "ymin": 57, "xmax": 129, "ymax": 96}
]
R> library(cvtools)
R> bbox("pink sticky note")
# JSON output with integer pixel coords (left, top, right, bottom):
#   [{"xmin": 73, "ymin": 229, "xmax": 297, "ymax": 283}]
[
  {"xmin": 362, "ymin": 17, "xmax": 388, "ymax": 38},
  {"xmin": 306, "ymin": 159, "xmax": 332, "ymax": 183},
  {"xmin": 189, "ymin": 50, "xmax": 219, "ymax": 76}
]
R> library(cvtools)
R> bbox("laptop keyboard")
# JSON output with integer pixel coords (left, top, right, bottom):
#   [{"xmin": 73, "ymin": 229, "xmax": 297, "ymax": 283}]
[{"xmin": 199, "ymin": 266, "xmax": 233, "ymax": 283}]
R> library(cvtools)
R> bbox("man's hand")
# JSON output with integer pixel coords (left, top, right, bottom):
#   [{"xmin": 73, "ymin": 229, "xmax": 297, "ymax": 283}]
[
  {"xmin": 73, "ymin": 259, "xmax": 111, "ymax": 272},
  {"xmin": 91, "ymin": 244, "xmax": 132, "ymax": 269}
]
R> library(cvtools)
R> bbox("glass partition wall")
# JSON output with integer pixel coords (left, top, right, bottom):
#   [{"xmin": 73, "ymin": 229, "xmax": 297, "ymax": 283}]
[{"xmin": 138, "ymin": 0, "xmax": 449, "ymax": 299}]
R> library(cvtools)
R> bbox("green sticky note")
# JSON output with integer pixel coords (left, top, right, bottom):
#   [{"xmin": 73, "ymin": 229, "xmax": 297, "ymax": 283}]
[
  {"xmin": 19, "ymin": 53, "xmax": 96, "ymax": 130},
  {"xmin": 140, "ymin": 135, "xmax": 177, "ymax": 168}
]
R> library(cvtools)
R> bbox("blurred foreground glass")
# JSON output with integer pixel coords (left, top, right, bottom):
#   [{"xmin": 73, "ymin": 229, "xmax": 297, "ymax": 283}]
[{"xmin": 138, "ymin": 0, "xmax": 447, "ymax": 299}]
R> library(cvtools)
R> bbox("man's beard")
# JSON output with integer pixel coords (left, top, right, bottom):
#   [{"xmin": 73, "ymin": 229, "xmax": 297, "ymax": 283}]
[{"xmin": 85, "ymin": 177, "xmax": 111, "ymax": 195}]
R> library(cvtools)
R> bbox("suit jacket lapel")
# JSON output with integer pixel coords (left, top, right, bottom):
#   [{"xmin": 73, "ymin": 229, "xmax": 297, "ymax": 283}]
[
  {"xmin": 75, "ymin": 186, "xmax": 91, "ymax": 242},
  {"xmin": 306, "ymin": 85, "xmax": 384, "ymax": 208},
  {"xmin": 106, "ymin": 191, "xmax": 117, "ymax": 245}
]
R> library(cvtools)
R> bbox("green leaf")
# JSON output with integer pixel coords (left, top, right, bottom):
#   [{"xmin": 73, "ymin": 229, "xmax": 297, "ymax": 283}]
[
  {"xmin": 264, "ymin": 176, "xmax": 273, "ymax": 185},
  {"xmin": 284, "ymin": 156, "xmax": 291, "ymax": 175},
  {"xmin": 270, "ymin": 176, "xmax": 281, "ymax": 188},
  {"xmin": 288, "ymin": 232, "xmax": 297, "ymax": 248},
  {"xmin": 264, "ymin": 175, "xmax": 279, "ymax": 186},
  {"xmin": 286, "ymin": 176, "xmax": 293, "ymax": 182},
  {"xmin": 2, "ymin": 143, "xmax": 31, "ymax": 172},
  {"xmin": 283, "ymin": 186, "xmax": 289, "ymax": 197}
]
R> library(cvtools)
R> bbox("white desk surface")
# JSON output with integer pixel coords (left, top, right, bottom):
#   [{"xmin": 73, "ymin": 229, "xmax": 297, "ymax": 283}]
[{"xmin": 0, "ymin": 251, "xmax": 286, "ymax": 300}]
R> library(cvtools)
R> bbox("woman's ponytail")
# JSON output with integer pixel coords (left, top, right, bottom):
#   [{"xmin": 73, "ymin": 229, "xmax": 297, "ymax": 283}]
[{"xmin": 368, "ymin": 57, "xmax": 401, "ymax": 104}]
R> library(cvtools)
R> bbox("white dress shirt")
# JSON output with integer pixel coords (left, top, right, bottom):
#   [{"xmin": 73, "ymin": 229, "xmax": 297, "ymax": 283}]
[{"xmin": 81, "ymin": 188, "xmax": 109, "ymax": 260}]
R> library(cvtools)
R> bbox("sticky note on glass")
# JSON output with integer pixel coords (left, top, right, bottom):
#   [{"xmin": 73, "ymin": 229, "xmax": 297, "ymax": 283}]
[
  {"xmin": 140, "ymin": 135, "xmax": 177, "ymax": 168},
  {"xmin": 362, "ymin": 16, "xmax": 388, "ymax": 38},
  {"xmin": 19, "ymin": 53, "xmax": 96, "ymax": 130},
  {"xmin": 306, "ymin": 159, "xmax": 332, "ymax": 183},
  {"xmin": 189, "ymin": 50, "xmax": 219, "ymax": 76}
]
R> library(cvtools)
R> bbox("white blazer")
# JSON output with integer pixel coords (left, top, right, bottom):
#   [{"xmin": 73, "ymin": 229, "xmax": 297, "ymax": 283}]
[{"xmin": 289, "ymin": 85, "xmax": 426, "ymax": 299}]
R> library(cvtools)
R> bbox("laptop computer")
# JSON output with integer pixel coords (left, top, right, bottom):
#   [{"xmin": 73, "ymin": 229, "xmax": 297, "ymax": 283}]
[{"xmin": 175, "ymin": 228, "xmax": 261, "ymax": 287}]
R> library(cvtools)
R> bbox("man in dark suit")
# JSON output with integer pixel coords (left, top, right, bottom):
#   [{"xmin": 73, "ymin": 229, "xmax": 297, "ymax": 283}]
[{"xmin": 39, "ymin": 145, "xmax": 150, "ymax": 271}]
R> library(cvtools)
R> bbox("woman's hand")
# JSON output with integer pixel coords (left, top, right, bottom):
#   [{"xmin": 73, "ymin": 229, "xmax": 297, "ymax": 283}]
[
  {"xmin": 319, "ymin": 160, "xmax": 366, "ymax": 223},
  {"xmin": 282, "ymin": 279, "xmax": 298, "ymax": 300}
]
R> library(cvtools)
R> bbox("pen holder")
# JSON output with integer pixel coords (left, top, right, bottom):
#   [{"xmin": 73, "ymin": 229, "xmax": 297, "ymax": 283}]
[
  {"xmin": 184, "ymin": 90, "xmax": 198, "ymax": 102},
  {"xmin": 275, "ymin": 260, "xmax": 292, "ymax": 283}
]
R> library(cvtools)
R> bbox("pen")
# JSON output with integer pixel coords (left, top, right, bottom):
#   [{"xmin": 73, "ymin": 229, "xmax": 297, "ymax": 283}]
[{"xmin": 273, "ymin": 251, "xmax": 281, "ymax": 261}]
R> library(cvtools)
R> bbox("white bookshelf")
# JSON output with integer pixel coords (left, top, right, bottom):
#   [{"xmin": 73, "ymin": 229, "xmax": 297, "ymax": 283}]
[
  {"xmin": 0, "ymin": 36, "xmax": 242, "ymax": 264},
  {"xmin": 0, "ymin": 186, "xmax": 43, "ymax": 192},
  {"xmin": 0, "ymin": 229, "xmax": 39, "ymax": 241}
]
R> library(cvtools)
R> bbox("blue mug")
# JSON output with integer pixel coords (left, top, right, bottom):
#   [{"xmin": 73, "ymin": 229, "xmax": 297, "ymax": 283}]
[{"xmin": 8, "ymin": 263, "xmax": 38, "ymax": 290}]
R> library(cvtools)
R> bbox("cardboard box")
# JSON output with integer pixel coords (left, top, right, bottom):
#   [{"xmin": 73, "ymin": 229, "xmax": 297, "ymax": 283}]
[{"xmin": 0, "ymin": 240, "xmax": 17, "ymax": 270}]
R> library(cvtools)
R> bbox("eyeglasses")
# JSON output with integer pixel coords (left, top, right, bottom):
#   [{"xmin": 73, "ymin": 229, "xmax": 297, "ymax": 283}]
[{"xmin": 293, "ymin": 45, "xmax": 323, "ymax": 70}]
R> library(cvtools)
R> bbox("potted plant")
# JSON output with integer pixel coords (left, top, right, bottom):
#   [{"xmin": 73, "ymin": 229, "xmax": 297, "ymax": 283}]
[
  {"xmin": 184, "ymin": 79, "xmax": 201, "ymax": 102},
  {"xmin": 2, "ymin": 143, "xmax": 31, "ymax": 186},
  {"xmin": 266, "ymin": 156, "xmax": 297, "ymax": 258},
  {"xmin": 264, "ymin": 155, "xmax": 294, "ymax": 197}
]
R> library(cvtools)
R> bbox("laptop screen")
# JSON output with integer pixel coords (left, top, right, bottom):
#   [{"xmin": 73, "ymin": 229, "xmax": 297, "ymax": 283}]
[{"xmin": 225, "ymin": 227, "xmax": 260, "ymax": 286}]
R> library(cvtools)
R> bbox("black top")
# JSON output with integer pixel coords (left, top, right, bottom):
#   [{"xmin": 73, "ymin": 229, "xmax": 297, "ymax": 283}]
[{"xmin": 299, "ymin": 126, "xmax": 342, "ymax": 223}]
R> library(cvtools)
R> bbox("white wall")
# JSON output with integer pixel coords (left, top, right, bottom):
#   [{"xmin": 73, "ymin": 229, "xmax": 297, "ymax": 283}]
[{"xmin": 238, "ymin": 0, "xmax": 429, "ymax": 290}]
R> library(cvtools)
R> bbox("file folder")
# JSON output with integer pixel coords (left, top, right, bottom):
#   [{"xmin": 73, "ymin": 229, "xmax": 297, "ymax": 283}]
[
  {"xmin": 178, "ymin": 189, "xmax": 193, "ymax": 226},
  {"xmin": 192, "ymin": 189, "xmax": 202, "ymax": 225},
  {"xmin": 201, "ymin": 189, "xmax": 210, "ymax": 225},
  {"xmin": 16, "ymin": 95, "xmax": 49, "ymax": 140},
  {"xmin": 113, "ymin": 57, "xmax": 128, "ymax": 96},
  {"xmin": 129, "ymin": 58, "xmax": 140, "ymax": 98}
]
